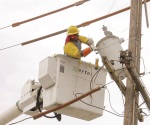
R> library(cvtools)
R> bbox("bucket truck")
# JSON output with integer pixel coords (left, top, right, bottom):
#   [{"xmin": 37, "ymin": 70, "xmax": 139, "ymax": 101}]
[{"xmin": 0, "ymin": 26, "xmax": 125, "ymax": 125}]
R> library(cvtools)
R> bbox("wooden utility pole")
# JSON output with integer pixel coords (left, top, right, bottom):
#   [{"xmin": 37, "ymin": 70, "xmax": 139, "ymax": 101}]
[{"xmin": 124, "ymin": 0, "xmax": 142, "ymax": 125}]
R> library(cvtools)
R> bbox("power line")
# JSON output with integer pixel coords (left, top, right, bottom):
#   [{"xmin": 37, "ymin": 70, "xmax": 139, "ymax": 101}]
[
  {"xmin": 106, "ymin": 88, "xmax": 124, "ymax": 116},
  {"xmin": 0, "ymin": 0, "xmax": 150, "ymax": 51},
  {"xmin": 8, "ymin": 117, "xmax": 32, "ymax": 125},
  {"xmin": 103, "ymin": 0, "xmax": 117, "ymax": 25},
  {"xmin": 90, "ymin": 65, "xmax": 104, "ymax": 90},
  {"xmin": 0, "ymin": 43, "xmax": 20, "ymax": 51},
  {"xmin": 0, "ymin": 25, "xmax": 11, "ymax": 30},
  {"xmin": 0, "ymin": 0, "xmax": 90, "ymax": 30},
  {"xmin": 0, "ymin": 6, "xmax": 136, "ymax": 51},
  {"xmin": 75, "ymin": 93, "xmax": 124, "ymax": 117}
]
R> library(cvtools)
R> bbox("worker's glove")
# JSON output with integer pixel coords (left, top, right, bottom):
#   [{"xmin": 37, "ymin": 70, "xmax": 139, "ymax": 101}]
[
  {"xmin": 88, "ymin": 38, "xmax": 98, "ymax": 51},
  {"xmin": 87, "ymin": 38, "xmax": 94, "ymax": 45},
  {"xmin": 90, "ymin": 45, "xmax": 99, "ymax": 51}
]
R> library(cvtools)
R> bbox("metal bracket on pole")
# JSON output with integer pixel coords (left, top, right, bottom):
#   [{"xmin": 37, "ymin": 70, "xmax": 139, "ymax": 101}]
[{"xmin": 102, "ymin": 55, "xmax": 146, "ymax": 122}]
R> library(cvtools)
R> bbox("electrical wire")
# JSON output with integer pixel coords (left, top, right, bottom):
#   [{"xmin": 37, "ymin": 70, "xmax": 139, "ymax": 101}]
[
  {"xmin": 0, "ymin": 0, "xmax": 90, "ymax": 30},
  {"xmin": 102, "ymin": 80, "xmax": 114, "ymax": 87},
  {"xmin": 130, "ymin": 56, "xmax": 146, "ymax": 76},
  {"xmin": 91, "ymin": 65, "xmax": 104, "ymax": 102},
  {"xmin": 36, "ymin": 86, "xmax": 62, "ymax": 121},
  {"xmin": 139, "ymin": 57, "xmax": 146, "ymax": 76},
  {"xmin": 0, "ymin": 25, "xmax": 11, "ymax": 30},
  {"xmin": 102, "ymin": 60, "xmax": 126, "ymax": 104},
  {"xmin": 108, "ymin": 25, "xmax": 129, "ymax": 33},
  {"xmin": 117, "ymin": 67, "xmax": 126, "ymax": 79},
  {"xmin": 93, "ymin": 68, "xmax": 100, "ymax": 84},
  {"xmin": 103, "ymin": 0, "xmax": 117, "ymax": 25},
  {"xmin": 1, "ymin": 1, "xmax": 150, "ymax": 52},
  {"xmin": 8, "ymin": 117, "xmax": 32, "ymax": 125},
  {"xmin": 74, "ymin": 80, "xmax": 124, "ymax": 117},
  {"xmin": 74, "ymin": 93, "xmax": 124, "ymax": 117},
  {"xmin": 140, "ymin": 107, "xmax": 150, "ymax": 115},
  {"xmin": 0, "ymin": 43, "xmax": 20, "ymax": 51},
  {"xmin": 143, "ymin": 114, "xmax": 150, "ymax": 117},
  {"xmin": 106, "ymin": 87, "xmax": 124, "ymax": 116},
  {"xmin": 89, "ymin": 65, "xmax": 104, "ymax": 90},
  {"xmin": 0, "ymin": 3, "xmax": 144, "ymax": 51}
]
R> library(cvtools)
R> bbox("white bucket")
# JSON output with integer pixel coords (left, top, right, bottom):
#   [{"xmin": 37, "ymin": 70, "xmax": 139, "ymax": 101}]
[{"xmin": 40, "ymin": 54, "xmax": 107, "ymax": 121}]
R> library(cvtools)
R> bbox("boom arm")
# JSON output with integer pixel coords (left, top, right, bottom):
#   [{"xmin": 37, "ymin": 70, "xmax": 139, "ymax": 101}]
[
  {"xmin": 0, "ymin": 104, "xmax": 22, "ymax": 125},
  {"xmin": 0, "ymin": 80, "xmax": 42, "ymax": 125}
]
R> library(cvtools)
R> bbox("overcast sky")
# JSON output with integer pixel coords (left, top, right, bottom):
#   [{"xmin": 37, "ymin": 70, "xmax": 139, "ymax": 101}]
[{"xmin": 0, "ymin": 0, "xmax": 150, "ymax": 125}]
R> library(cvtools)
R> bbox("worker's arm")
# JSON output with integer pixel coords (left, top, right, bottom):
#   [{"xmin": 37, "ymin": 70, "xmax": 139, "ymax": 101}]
[
  {"xmin": 78, "ymin": 35, "xmax": 89, "ymax": 44},
  {"xmin": 79, "ymin": 35, "xmax": 98, "ymax": 51}
]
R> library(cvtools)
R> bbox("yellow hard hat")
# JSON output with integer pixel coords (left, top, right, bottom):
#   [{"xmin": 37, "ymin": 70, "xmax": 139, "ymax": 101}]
[{"xmin": 67, "ymin": 26, "xmax": 79, "ymax": 35}]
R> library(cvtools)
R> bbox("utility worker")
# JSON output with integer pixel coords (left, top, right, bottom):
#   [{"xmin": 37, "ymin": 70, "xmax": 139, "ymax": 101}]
[{"xmin": 64, "ymin": 25, "xmax": 97, "ymax": 59}]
